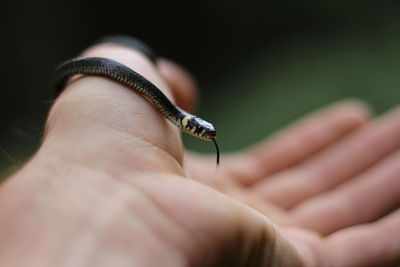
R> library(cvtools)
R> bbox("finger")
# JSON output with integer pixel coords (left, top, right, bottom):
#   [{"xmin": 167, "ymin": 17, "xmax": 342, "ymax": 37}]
[
  {"xmin": 254, "ymin": 106, "xmax": 400, "ymax": 209},
  {"xmin": 290, "ymin": 148, "xmax": 400, "ymax": 235},
  {"xmin": 157, "ymin": 59, "xmax": 198, "ymax": 113},
  {"xmin": 323, "ymin": 209, "xmax": 400, "ymax": 267},
  {"xmin": 225, "ymin": 100, "xmax": 370, "ymax": 186},
  {"xmin": 46, "ymin": 44, "xmax": 184, "ymax": 173}
]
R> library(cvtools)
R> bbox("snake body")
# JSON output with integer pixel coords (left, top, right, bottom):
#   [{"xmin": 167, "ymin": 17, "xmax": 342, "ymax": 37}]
[{"xmin": 54, "ymin": 37, "xmax": 219, "ymax": 164}]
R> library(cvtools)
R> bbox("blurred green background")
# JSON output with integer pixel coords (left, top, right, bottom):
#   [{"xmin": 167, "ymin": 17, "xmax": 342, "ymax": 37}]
[{"xmin": 2, "ymin": 0, "xmax": 400, "ymax": 179}]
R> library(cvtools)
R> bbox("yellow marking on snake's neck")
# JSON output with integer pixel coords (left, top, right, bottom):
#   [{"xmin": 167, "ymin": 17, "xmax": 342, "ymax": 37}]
[{"xmin": 182, "ymin": 116, "xmax": 190, "ymax": 128}]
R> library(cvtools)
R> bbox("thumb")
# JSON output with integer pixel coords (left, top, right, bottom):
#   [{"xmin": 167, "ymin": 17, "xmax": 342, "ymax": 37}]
[{"xmin": 45, "ymin": 44, "xmax": 184, "ymax": 174}]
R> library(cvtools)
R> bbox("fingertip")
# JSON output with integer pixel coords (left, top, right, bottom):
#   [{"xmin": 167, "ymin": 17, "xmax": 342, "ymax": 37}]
[
  {"xmin": 157, "ymin": 58, "xmax": 199, "ymax": 113},
  {"xmin": 328, "ymin": 99, "xmax": 372, "ymax": 124}
]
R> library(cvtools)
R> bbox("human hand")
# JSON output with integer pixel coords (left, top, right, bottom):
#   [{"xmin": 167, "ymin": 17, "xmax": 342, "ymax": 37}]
[
  {"xmin": 0, "ymin": 42, "xmax": 398, "ymax": 267},
  {"xmin": 185, "ymin": 90, "xmax": 400, "ymax": 266}
]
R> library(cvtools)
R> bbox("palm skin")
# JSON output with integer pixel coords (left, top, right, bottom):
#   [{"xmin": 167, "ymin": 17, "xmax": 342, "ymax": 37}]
[{"xmin": 0, "ymin": 44, "xmax": 399, "ymax": 267}]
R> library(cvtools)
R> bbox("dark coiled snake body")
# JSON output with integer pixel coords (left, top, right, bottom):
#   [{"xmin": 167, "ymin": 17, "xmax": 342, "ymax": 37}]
[{"xmin": 54, "ymin": 36, "xmax": 220, "ymax": 165}]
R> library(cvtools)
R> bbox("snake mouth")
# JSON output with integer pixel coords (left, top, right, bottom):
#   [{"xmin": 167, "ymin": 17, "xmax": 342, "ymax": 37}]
[
  {"xmin": 196, "ymin": 131, "xmax": 217, "ymax": 141},
  {"xmin": 181, "ymin": 126, "xmax": 216, "ymax": 140},
  {"xmin": 199, "ymin": 135, "xmax": 217, "ymax": 141}
]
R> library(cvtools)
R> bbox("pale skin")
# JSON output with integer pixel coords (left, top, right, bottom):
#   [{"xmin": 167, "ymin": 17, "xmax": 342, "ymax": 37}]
[{"xmin": 0, "ymin": 44, "xmax": 399, "ymax": 267}]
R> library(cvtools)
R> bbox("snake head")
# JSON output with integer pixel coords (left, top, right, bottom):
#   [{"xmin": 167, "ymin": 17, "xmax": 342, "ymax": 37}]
[{"xmin": 181, "ymin": 116, "xmax": 216, "ymax": 141}]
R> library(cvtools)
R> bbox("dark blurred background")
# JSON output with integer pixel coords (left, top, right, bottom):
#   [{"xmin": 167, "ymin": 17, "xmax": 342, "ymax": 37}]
[{"xmin": 2, "ymin": 0, "xmax": 400, "ymax": 177}]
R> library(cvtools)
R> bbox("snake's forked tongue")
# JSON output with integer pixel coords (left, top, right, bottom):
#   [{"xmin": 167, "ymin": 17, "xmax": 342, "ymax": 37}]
[{"xmin": 212, "ymin": 138, "xmax": 220, "ymax": 166}]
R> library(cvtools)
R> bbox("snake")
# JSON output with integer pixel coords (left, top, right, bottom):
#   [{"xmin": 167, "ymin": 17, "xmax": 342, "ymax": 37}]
[{"xmin": 54, "ymin": 35, "xmax": 220, "ymax": 165}]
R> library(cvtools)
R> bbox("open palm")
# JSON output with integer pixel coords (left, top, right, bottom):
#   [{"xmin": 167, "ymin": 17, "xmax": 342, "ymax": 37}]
[
  {"xmin": 1, "ymin": 43, "xmax": 399, "ymax": 267},
  {"xmin": 185, "ymin": 97, "xmax": 400, "ymax": 267}
]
